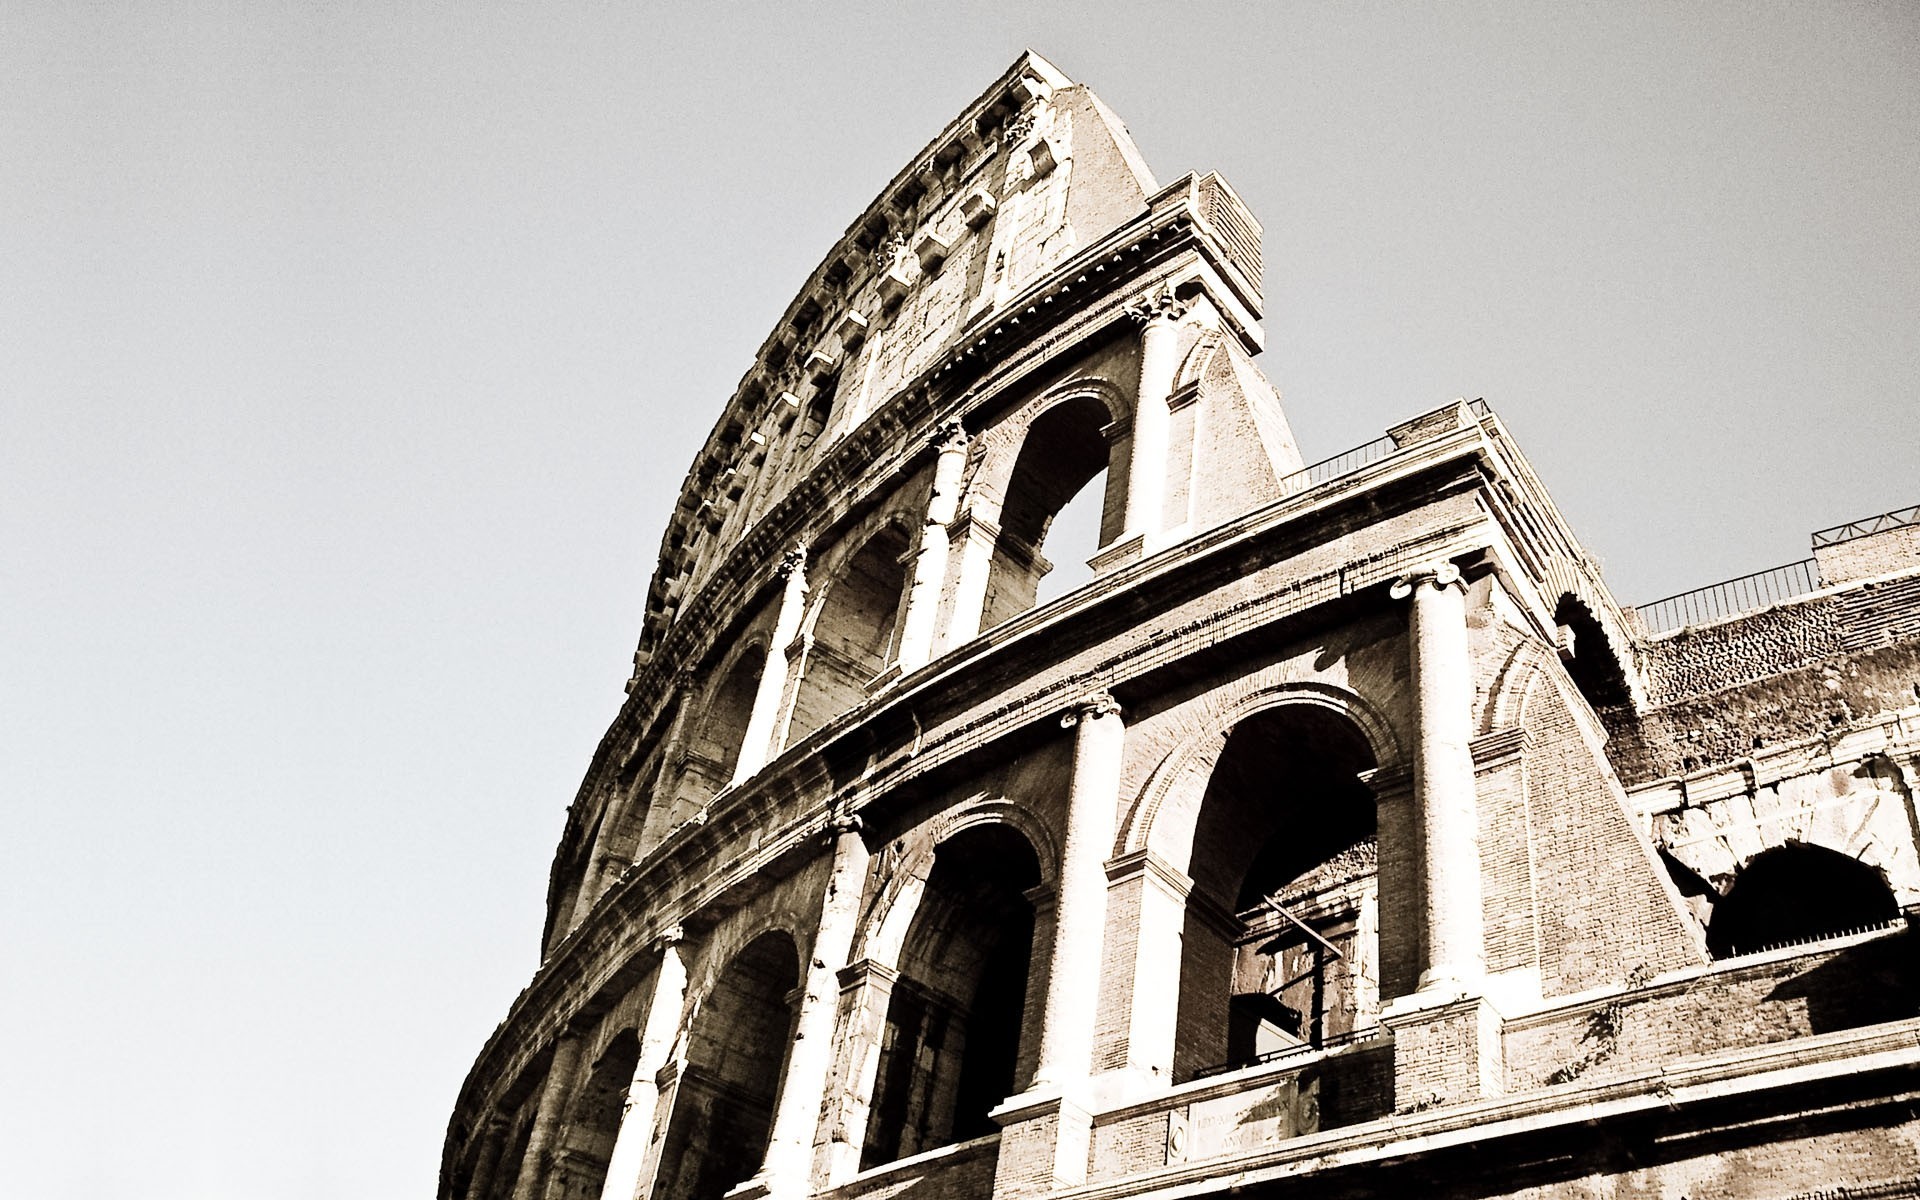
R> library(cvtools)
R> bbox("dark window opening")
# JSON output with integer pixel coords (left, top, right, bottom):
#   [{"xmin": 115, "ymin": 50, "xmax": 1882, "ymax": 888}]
[
  {"xmin": 1554, "ymin": 595, "xmax": 1633, "ymax": 712},
  {"xmin": 679, "ymin": 645, "xmax": 766, "ymax": 805},
  {"xmin": 862, "ymin": 825, "xmax": 1040, "ymax": 1167},
  {"xmin": 789, "ymin": 526, "xmax": 911, "ymax": 743},
  {"xmin": 654, "ymin": 932, "xmax": 798, "ymax": 1200},
  {"xmin": 1176, "ymin": 706, "xmax": 1380, "ymax": 1081},
  {"xmin": 1706, "ymin": 842, "xmax": 1899, "ymax": 959},
  {"xmin": 982, "ymin": 396, "xmax": 1115, "ymax": 628},
  {"xmin": 545, "ymin": 1030, "xmax": 642, "ymax": 1199}
]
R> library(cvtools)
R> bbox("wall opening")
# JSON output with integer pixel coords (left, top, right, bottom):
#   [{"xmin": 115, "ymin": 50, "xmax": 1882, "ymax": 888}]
[
  {"xmin": 1706, "ymin": 842, "xmax": 1900, "ymax": 959},
  {"xmin": 981, "ymin": 395, "xmax": 1115, "ymax": 629},
  {"xmin": 1553, "ymin": 594, "xmax": 1633, "ymax": 712},
  {"xmin": 678, "ymin": 644, "xmax": 766, "ymax": 806},
  {"xmin": 788, "ymin": 525, "xmax": 912, "ymax": 743},
  {"xmin": 1173, "ymin": 706, "xmax": 1380, "ymax": 1081},
  {"xmin": 861, "ymin": 824, "xmax": 1041, "ymax": 1168},
  {"xmin": 545, "ymin": 1030, "xmax": 641, "ymax": 1199},
  {"xmin": 654, "ymin": 931, "xmax": 799, "ymax": 1200}
]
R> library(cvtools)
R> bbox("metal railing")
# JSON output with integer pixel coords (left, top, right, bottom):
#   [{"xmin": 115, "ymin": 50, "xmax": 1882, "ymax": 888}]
[
  {"xmin": 1812, "ymin": 505, "xmax": 1920, "ymax": 548},
  {"xmin": 1278, "ymin": 399, "xmax": 1494, "ymax": 499},
  {"xmin": 1718, "ymin": 915, "xmax": 1904, "ymax": 961},
  {"xmin": 1632, "ymin": 558, "xmax": 1822, "ymax": 636}
]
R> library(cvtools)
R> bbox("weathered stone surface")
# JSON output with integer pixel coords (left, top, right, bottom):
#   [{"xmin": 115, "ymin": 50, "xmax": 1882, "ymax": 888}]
[{"xmin": 443, "ymin": 52, "xmax": 1920, "ymax": 1200}]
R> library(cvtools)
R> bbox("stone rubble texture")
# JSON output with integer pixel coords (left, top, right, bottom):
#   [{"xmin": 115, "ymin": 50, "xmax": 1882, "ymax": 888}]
[{"xmin": 444, "ymin": 53, "xmax": 1920, "ymax": 1200}]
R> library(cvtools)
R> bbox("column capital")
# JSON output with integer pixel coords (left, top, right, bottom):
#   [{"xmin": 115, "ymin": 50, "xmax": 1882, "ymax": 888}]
[
  {"xmin": 826, "ymin": 812, "xmax": 865, "ymax": 839},
  {"xmin": 776, "ymin": 544, "xmax": 809, "ymax": 580},
  {"xmin": 1125, "ymin": 282, "xmax": 1191, "ymax": 327},
  {"xmin": 1389, "ymin": 561, "xmax": 1463, "ymax": 598},
  {"xmin": 928, "ymin": 418, "xmax": 969, "ymax": 455},
  {"xmin": 1061, "ymin": 690, "xmax": 1122, "ymax": 728},
  {"xmin": 651, "ymin": 925, "xmax": 685, "ymax": 955}
]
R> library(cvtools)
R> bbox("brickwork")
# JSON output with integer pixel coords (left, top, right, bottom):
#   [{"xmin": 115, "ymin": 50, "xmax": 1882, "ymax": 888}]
[{"xmin": 445, "ymin": 51, "xmax": 1920, "ymax": 1200}]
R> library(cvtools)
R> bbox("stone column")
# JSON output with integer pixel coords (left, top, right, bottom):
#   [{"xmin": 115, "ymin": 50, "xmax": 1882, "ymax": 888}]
[
  {"xmin": 1030, "ymin": 692, "xmax": 1125, "ymax": 1087},
  {"xmin": 1390, "ymin": 563, "xmax": 1485, "ymax": 992},
  {"xmin": 895, "ymin": 421, "xmax": 969, "ymax": 672},
  {"xmin": 1120, "ymin": 286, "xmax": 1189, "ymax": 548},
  {"xmin": 510, "ymin": 1032, "xmax": 584, "ymax": 1200},
  {"xmin": 463, "ymin": 1117, "xmax": 508, "ymax": 1200},
  {"xmin": 940, "ymin": 511, "xmax": 1000, "ymax": 651},
  {"xmin": 597, "ymin": 929, "xmax": 688, "ymax": 1200},
  {"xmin": 746, "ymin": 817, "xmax": 871, "ymax": 1198},
  {"xmin": 818, "ymin": 959, "xmax": 899, "ymax": 1184},
  {"xmin": 734, "ymin": 547, "xmax": 809, "ymax": 784}
]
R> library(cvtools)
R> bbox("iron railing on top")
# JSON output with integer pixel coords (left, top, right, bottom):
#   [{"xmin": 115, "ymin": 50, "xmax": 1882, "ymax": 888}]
[
  {"xmin": 1812, "ymin": 504, "xmax": 1920, "ymax": 548},
  {"xmin": 1632, "ymin": 558, "xmax": 1822, "ymax": 636},
  {"xmin": 1190, "ymin": 1023, "xmax": 1387, "ymax": 1080},
  {"xmin": 1278, "ymin": 399, "xmax": 1493, "ymax": 498}
]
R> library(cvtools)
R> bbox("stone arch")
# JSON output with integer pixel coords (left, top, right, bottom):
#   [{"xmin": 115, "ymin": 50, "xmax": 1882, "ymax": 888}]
[
  {"xmin": 544, "ymin": 1028, "xmax": 642, "ymax": 1200},
  {"xmin": 677, "ymin": 635, "xmax": 770, "ymax": 807},
  {"xmin": 1172, "ymin": 327, "xmax": 1226, "ymax": 399},
  {"xmin": 1483, "ymin": 635, "xmax": 1556, "ymax": 736},
  {"xmin": 654, "ymin": 928, "xmax": 801, "ymax": 1200},
  {"xmin": 857, "ymin": 819, "xmax": 1046, "ymax": 1168},
  {"xmin": 1706, "ymin": 842, "xmax": 1900, "ymax": 959},
  {"xmin": 1122, "ymin": 680, "xmax": 1404, "ymax": 861},
  {"xmin": 858, "ymin": 798, "xmax": 1060, "ymax": 967},
  {"xmin": 1538, "ymin": 557, "xmax": 1643, "ymax": 708},
  {"xmin": 963, "ymin": 378, "xmax": 1130, "ymax": 626},
  {"xmin": 787, "ymin": 518, "xmax": 915, "ymax": 744}
]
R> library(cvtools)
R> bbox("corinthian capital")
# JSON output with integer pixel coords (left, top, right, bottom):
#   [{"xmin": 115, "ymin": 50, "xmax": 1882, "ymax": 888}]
[
  {"xmin": 1061, "ymin": 690, "xmax": 1122, "ymax": 728},
  {"xmin": 929, "ymin": 419, "xmax": 969, "ymax": 455},
  {"xmin": 1125, "ymin": 283, "xmax": 1191, "ymax": 327},
  {"xmin": 652, "ymin": 925, "xmax": 685, "ymax": 954},
  {"xmin": 777, "ymin": 544, "xmax": 809, "ymax": 580},
  {"xmin": 1389, "ymin": 562, "xmax": 1464, "ymax": 599}
]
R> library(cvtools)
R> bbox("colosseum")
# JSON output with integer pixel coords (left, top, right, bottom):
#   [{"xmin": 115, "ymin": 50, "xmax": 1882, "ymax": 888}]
[{"xmin": 443, "ymin": 53, "xmax": 1920, "ymax": 1200}]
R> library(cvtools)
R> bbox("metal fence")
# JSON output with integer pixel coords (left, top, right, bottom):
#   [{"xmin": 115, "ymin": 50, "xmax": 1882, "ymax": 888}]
[
  {"xmin": 1812, "ymin": 504, "xmax": 1920, "ymax": 548},
  {"xmin": 1632, "ymin": 558, "xmax": 1822, "ymax": 635},
  {"xmin": 1190, "ymin": 1024, "xmax": 1386, "ymax": 1080}
]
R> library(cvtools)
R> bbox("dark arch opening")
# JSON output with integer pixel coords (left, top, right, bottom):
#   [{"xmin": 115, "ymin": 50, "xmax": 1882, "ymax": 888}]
[
  {"xmin": 655, "ymin": 931, "xmax": 800, "ymax": 1200},
  {"xmin": 1175, "ymin": 705, "xmax": 1381, "ymax": 1080},
  {"xmin": 1553, "ymin": 594, "xmax": 1633, "ymax": 712},
  {"xmin": 788, "ymin": 525, "xmax": 912, "ymax": 743},
  {"xmin": 982, "ymin": 395, "xmax": 1117, "ymax": 628},
  {"xmin": 1706, "ymin": 842, "xmax": 1899, "ymax": 959},
  {"xmin": 545, "ymin": 1030, "xmax": 642, "ymax": 1199},
  {"xmin": 679, "ymin": 644, "xmax": 766, "ymax": 806},
  {"xmin": 861, "ymin": 824, "xmax": 1042, "ymax": 1168}
]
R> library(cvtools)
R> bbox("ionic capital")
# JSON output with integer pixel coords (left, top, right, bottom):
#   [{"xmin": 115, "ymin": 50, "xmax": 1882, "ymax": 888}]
[
  {"xmin": 1389, "ymin": 562, "xmax": 1463, "ymax": 599},
  {"xmin": 1061, "ymin": 690, "xmax": 1122, "ymax": 728},
  {"xmin": 1125, "ymin": 283, "xmax": 1191, "ymax": 327}
]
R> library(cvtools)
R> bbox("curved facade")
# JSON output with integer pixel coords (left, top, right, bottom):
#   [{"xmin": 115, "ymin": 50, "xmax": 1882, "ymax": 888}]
[{"xmin": 446, "ymin": 54, "xmax": 1920, "ymax": 1200}]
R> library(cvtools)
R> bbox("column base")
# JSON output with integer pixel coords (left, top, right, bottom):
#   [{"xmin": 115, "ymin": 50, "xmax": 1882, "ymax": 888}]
[
  {"xmin": 989, "ymin": 1088, "xmax": 1093, "ymax": 1200},
  {"xmin": 1379, "ymin": 990, "xmax": 1505, "ymax": 1110},
  {"xmin": 1087, "ymin": 534, "xmax": 1145, "ymax": 575},
  {"xmin": 722, "ymin": 1175, "xmax": 774, "ymax": 1200}
]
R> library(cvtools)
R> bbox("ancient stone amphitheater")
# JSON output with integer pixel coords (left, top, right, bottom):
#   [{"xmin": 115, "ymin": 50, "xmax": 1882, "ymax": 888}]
[{"xmin": 443, "ymin": 53, "xmax": 1920, "ymax": 1200}]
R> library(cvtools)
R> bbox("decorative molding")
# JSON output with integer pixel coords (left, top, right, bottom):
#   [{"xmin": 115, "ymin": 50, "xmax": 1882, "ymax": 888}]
[{"xmin": 1125, "ymin": 282, "xmax": 1190, "ymax": 327}]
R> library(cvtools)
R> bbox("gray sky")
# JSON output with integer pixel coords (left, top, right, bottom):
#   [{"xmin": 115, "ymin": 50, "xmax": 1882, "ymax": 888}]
[{"xmin": 3, "ymin": 4, "xmax": 1915, "ymax": 1197}]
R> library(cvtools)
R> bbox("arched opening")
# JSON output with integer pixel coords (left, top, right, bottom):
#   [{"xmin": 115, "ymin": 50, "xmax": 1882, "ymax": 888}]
[
  {"xmin": 544, "ymin": 1030, "xmax": 642, "ymax": 1199},
  {"xmin": 861, "ymin": 824, "xmax": 1042, "ymax": 1167},
  {"xmin": 1553, "ymin": 595, "xmax": 1633, "ymax": 712},
  {"xmin": 1706, "ymin": 842, "xmax": 1900, "ymax": 959},
  {"xmin": 679, "ymin": 644, "xmax": 766, "ymax": 805},
  {"xmin": 1173, "ymin": 705, "xmax": 1381, "ymax": 1080},
  {"xmin": 655, "ymin": 931, "xmax": 800, "ymax": 1200},
  {"xmin": 788, "ymin": 526, "xmax": 912, "ymax": 743},
  {"xmin": 981, "ymin": 395, "xmax": 1116, "ymax": 628}
]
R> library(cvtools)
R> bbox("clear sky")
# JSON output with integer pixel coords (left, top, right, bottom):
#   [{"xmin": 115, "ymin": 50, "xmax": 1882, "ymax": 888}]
[{"xmin": 3, "ymin": 4, "xmax": 1915, "ymax": 1198}]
